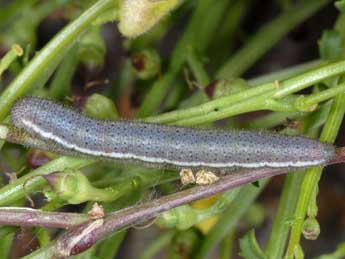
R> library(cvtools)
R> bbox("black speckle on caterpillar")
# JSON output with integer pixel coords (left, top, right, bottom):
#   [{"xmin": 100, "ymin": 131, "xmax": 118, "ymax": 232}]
[{"xmin": 11, "ymin": 97, "xmax": 335, "ymax": 171}]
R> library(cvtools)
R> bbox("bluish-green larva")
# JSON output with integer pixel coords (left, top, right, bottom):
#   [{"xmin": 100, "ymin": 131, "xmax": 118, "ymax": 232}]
[{"xmin": 11, "ymin": 97, "xmax": 335, "ymax": 171}]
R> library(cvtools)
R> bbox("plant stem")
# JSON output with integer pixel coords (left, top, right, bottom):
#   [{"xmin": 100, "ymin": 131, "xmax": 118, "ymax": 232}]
[
  {"xmin": 209, "ymin": 0, "xmax": 248, "ymax": 68},
  {"xmin": 248, "ymin": 60, "xmax": 322, "ymax": 86},
  {"xmin": 246, "ymin": 111, "xmax": 304, "ymax": 129},
  {"xmin": 22, "ymin": 151, "xmax": 345, "ymax": 258},
  {"xmin": 194, "ymin": 180, "xmax": 269, "ymax": 259},
  {"xmin": 48, "ymin": 169, "xmax": 178, "ymax": 204},
  {"xmin": 145, "ymin": 60, "xmax": 345, "ymax": 124},
  {"xmin": 96, "ymin": 230, "xmax": 127, "ymax": 259},
  {"xmin": 0, "ymin": 44, "xmax": 23, "ymax": 77},
  {"xmin": 186, "ymin": 46, "xmax": 210, "ymax": 86},
  {"xmin": 285, "ymin": 93, "xmax": 345, "ymax": 259},
  {"xmin": 0, "ymin": 207, "xmax": 89, "ymax": 228},
  {"xmin": 0, "ymin": 156, "xmax": 93, "ymax": 206},
  {"xmin": 48, "ymin": 46, "xmax": 78, "ymax": 100},
  {"xmin": 140, "ymin": 231, "xmax": 175, "ymax": 259},
  {"xmin": 156, "ymin": 188, "xmax": 241, "ymax": 230},
  {"xmin": 220, "ymin": 230, "xmax": 235, "ymax": 259},
  {"xmin": 216, "ymin": 0, "xmax": 329, "ymax": 79},
  {"xmin": 264, "ymin": 172, "xmax": 305, "ymax": 259},
  {"xmin": 0, "ymin": 0, "xmax": 113, "ymax": 120},
  {"xmin": 137, "ymin": 0, "xmax": 230, "ymax": 117},
  {"xmin": 295, "ymin": 82, "xmax": 345, "ymax": 111},
  {"xmin": 0, "ymin": 0, "xmax": 39, "ymax": 27}
]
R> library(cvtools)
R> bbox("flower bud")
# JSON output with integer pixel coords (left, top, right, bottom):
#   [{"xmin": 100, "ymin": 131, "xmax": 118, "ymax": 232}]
[
  {"xmin": 44, "ymin": 171, "xmax": 93, "ymax": 204},
  {"xmin": 118, "ymin": 0, "xmax": 182, "ymax": 38},
  {"xmin": 84, "ymin": 93, "xmax": 119, "ymax": 120},
  {"xmin": 131, "ymin": 49, "xmax": 161, "ymax": 79},
  {"xmin": 302, "ymin": 217, "xmax": 320, "ymax": 240}
]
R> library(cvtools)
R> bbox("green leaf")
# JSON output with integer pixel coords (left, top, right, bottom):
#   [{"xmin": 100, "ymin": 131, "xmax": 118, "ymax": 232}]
[
  {"xmin": 318, "ymin": 30, "xmax": 342, "ymax": 61},
  {"xmin": 239, "ymin": 230, "xmax": 268, "ymax": 259},
  {"xmin": 335, "ymin": 1, "xmax": 345, "ymax": 13}
]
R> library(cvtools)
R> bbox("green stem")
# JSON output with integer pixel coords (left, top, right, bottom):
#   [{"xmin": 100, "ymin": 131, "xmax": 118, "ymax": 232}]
[
  {"xmin": 265, "ymin": 172, "xmax": 305, "ymax": 259},
  {"xmin": 186, "ymin": 46, "xmax": 210, "ymax": 86},
  {"xmin": 248, "ymin": 60, "xmax": 322, "ymax": 87},
  {"xmin": 220, "ymin": 230, "xmax": 235, "ymax": 259},
  {"xmin": 0, "ymin": 44, "xmax": 23, "ymax": 77},
  {"xmin": 0, "ymin": 0, "xmax": 113, "ymax": 120},
  {"xmin": 0, "ymin": 0, "xmax": 39, "ymax": 27},
  {"xmin": 48, "ymin": 45, "xmax": 78, "ymax": 100},
  {"xmin": 209, "ymin": 0, "xmax": 248, "ymax": 68},
  {"xmin": 263, "ymin": 103, "xmax": 329, "ymax": 259},
  {"xmin": 195, "ymin": 179, "xmax": 269, "ymax": 259},
  {"xmin": 295, "ymin": 82, "xmax": 345, "ymax": 111},
  {"xmin": 0, "ymin": 157, "xmax": 93, "ymax": 206},
  {"xmin": 96, "ymin": 230, "xmax": 127, "ymax": 259},
  {"xmin": 285, "ymin": 93, "xmax": 345, "ymax": 259},
  {"xmin": 263, "ymin": 91, "xmax": 332, "ymax": 259},
  {"xmin": 140, "ymin": 231, "xmax": 175, "ymax": 259},
  {"xmin": 137, "ymin": 0, "xmax": 229, "ymax": 117},
  {"xmin": 216, "ymin": 0, "xmax": 329, "ymax": 79},
  {"xmin": 145, "ymin": 60, "xmax": 345, "ymax": 124},
  {"xmin": 156, "ymin": 188, "xmax": 241, "ymax": 230},
  {"xmin": 22, "ymin": 244, "xmax": 55, "ymax": 259},
  {"xmin": 171, "ymin": 94, "xmax": 277, "ymax": 126},
  {"xmin": 33, "ymin": 228, "xmax": 51, "ymax": 247},
  {"xmin": 202, "ymin": 188, "xmax": 241, "ymax": 220},
  {"xmin": 60, "ymin": 169, "xmax": 178, "ymax": 203},
  {"xmin": 0, "ymin": 231, "xmax": 14, "ymax": 259},
  {"xmin": 246, "ymin": 111, "xmax": 304, "ymax": 129}
]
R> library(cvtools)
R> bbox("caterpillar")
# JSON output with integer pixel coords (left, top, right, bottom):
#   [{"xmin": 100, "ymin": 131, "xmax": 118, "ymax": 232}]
[{"xmin": 11, "ymin": 97, "xmax": 335, "ymax": 171}]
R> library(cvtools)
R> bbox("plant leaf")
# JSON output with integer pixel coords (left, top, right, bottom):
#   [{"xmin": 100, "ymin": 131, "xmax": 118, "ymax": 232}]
[{"xmin": 239, "ymin": 229, "xmax": 268, "ymax": 259}]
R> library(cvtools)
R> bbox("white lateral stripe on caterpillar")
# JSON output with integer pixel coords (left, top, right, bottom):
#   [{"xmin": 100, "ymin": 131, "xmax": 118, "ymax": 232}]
[
  {"xmin": 20, "ymin": 118, "xmax": 326, "ymax": 169},
  {"xmin": 10, "ymin": 97, "xmax": 335, "ymax": 171}
]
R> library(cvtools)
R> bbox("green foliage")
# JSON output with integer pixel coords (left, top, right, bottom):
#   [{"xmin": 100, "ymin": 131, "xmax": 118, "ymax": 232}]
[
  {"xmin": 316, "ymin": 243, "xmax": 345, "ymax": 259},
  {"xmin": 0, "ymin": 0, "xmax": 344, "ymax": 258},
  {"xmin": 84, "ymin": 93, "xmax": 119, "ymax": 120},
  {"xmin": 131, "ymin": 49, "xmax": 161, "ymax": 80},
  {"xmin": 118, "ymin": 0, "xmax": 182, "ymax": 38},
  {"xmin": 239, "ymin": 230, "xmax": 268, "ymax": 259},
  {"xmin": 78, "ymin": 26, "xmax": 106, "ymax": 67},
  {"xmin": 302, "ymin": 217, "xmax": 320, "ymax": 240},
  {"xmin": 319, "ymin": 30, "xmax": 342, "ymax": 61},
  {"xmin": 335, "ymin": 0, "xmax": 345, "ymax": 12}
]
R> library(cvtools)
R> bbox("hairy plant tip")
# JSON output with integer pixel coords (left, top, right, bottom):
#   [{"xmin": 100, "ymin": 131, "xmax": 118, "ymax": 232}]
[{"xmin": 118, "ymin": 0, "xmax": 182, "ymax": 38}]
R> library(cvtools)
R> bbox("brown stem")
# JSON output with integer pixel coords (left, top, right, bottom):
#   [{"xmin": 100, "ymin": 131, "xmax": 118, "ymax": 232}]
[
  {"xmin": 0, "ymin": 207, "xmax": 89, "ymax": 229},
  {"xmin": 51, "ymin": 147, "xmax": 345, "ymax": 257},
  {"xmin": 2, "ymin": 147, "xmax": 342, "ymax": 257}
]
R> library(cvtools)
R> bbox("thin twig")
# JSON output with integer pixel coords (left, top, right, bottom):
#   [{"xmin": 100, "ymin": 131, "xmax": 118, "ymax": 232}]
[
  {"xmin": 39, "ymin": 147, "xmax": 345, "ymax": 257},
  {"xmin": 0, "ymin": 207, "xmax": 89, "ymax": 228},
  {"xmin": 3, "ymin": 148, "xmax": 343, "ymax": 257}
]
